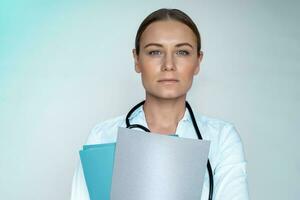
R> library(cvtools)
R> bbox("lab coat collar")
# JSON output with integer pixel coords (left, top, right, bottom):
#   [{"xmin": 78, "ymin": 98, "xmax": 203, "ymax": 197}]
[{"xmin": 128, "ymin": 103, "xmax": 191, "ymax": 123}]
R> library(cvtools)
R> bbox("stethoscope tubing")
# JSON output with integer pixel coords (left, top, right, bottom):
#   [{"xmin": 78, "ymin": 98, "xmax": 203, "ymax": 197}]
[{"xmin": 125, "ymin": 100, "xmax": 213, "ymax": 200}]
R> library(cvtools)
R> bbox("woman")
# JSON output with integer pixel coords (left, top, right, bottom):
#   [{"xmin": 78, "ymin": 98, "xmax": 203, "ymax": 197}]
[{"xmin": 71, "ymin": 8, "xmax": 249, "ymax": 200}]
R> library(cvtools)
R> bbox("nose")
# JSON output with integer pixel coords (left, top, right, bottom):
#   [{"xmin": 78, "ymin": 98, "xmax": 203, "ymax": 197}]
[{"xmin": 161, "ymin": 52, "xmax": 176, "ymax": 71}]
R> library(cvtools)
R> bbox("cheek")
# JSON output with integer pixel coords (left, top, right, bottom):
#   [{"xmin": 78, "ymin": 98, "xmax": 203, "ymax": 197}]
[
  {"xmin": 178, "ymin": 62, "xmax": 198, "ymax": 79},
  {"xmin": 140, "ymin": 60, "xmax": 160, "ymax": 79}
]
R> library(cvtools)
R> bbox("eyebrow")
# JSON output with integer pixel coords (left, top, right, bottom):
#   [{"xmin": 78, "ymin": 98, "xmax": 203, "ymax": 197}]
[{"xmin": 143, "ymin": 42, "xmax": 194, "ymax": 49}]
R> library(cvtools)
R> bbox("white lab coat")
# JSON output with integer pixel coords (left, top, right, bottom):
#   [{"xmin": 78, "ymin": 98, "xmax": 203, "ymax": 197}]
[{"xmin": 71, "ymin": 105, "xmax": 249, "ymax": 200}]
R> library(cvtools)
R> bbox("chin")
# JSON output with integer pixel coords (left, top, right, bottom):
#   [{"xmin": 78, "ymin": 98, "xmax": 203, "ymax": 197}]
[{"xmin": 149, "ymin": 90, "xmax": 186, "ymax": 100}]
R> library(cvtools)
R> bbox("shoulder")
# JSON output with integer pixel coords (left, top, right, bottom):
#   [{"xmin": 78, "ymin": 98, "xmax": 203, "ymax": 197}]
[
  {"xmin": 193, "ymin": 113, "xmax": 245, "ymax": 162},
  {"xmin": 195, "ymin": 113, "xmax": 239, "ymax": 140},
  {"xmin": 85, "ymin": 114, "xmax": 127, "ymax": 145}
]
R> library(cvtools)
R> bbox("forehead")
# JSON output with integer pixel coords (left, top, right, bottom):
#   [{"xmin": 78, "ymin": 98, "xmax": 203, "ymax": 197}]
[{"xmin": 140, "ymin": 20, "xmax": 197, "ymax": 45}]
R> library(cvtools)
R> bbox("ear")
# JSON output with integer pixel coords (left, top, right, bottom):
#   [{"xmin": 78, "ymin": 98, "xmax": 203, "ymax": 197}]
[
  {"xmin": 194, "ymin": 51, "xmax": 203, "ymax": 75},
  {"xmin": 132, "ymin": 49, "xmax": 141, "ymax": 73}
]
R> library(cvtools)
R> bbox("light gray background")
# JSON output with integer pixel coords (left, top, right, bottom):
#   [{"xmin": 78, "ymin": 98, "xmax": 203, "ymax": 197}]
[{"xmin": 0, "ymin": 0, "xmax": 299, "ymax": 199}]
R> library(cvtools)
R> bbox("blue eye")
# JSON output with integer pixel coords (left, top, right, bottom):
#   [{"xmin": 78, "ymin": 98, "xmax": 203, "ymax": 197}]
[
  {"xmin": 177, "ymin": 50, "xmax": 189, "ymax": 56},
  {"xmin": 148, "ymin": 50, "xmax": 161, "ymax": 55}
]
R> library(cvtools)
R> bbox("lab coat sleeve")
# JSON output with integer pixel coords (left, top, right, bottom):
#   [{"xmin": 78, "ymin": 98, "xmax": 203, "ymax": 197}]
[
  {"xmin": 213, "ymin": 124, "xmax": 250, "ymax": 200},
  {"xmin": 70, "ymin": 124, "xmax": 104, "ymax": 200},
  {"xmin": 70, "ymin": 161, "xmax": 90, "ymax": 200}
]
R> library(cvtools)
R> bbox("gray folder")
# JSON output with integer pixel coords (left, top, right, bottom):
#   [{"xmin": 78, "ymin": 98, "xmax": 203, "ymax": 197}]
[{"xmin": 110, "ymin": 127, "xmax": 210, "ymax": 200}]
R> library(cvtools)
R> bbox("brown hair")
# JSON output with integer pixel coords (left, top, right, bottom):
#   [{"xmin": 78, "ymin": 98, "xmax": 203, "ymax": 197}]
[{"xmin": 134, "ymin": 8, "xmax": 201, "ymax": 55}]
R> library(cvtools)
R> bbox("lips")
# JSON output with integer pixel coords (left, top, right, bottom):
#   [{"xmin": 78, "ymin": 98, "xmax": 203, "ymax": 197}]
[{"xmin": 157, "ymin": 79, "xmax": 179, "ymax": 83}]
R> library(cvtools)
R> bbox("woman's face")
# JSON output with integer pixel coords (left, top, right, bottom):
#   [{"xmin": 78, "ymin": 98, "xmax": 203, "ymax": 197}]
[{"xmin": 133, "ymin": 20, "xmax": 203, "ymax": 100}]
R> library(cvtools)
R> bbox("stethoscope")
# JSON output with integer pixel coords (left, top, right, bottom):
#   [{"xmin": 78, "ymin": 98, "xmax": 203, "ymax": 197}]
[{"xmin": 125, "ymin": 100, "xmax": 214, "ymax": 200}]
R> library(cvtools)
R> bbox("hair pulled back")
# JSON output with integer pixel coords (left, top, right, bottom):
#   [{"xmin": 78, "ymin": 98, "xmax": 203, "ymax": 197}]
[{"xmin": 134, "ymin": 8, "xmax": 201, "ymax": 55}]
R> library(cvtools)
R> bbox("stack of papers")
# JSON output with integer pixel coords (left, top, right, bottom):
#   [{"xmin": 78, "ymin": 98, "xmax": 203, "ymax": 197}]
[{"xmin": 79, "ymin": 127, "xmax": 210, "ymax": 200}]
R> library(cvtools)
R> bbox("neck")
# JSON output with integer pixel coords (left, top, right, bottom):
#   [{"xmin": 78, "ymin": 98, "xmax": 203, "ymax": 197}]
[{"xmin": 143, "ymin": 93, "xmax": 186, "ymax": 135}]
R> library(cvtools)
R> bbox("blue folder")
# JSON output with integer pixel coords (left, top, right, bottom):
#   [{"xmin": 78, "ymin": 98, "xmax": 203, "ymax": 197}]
[{"xmin": 79, "ymin": 143, "xmax": 116, "ymax": 200}]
